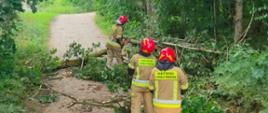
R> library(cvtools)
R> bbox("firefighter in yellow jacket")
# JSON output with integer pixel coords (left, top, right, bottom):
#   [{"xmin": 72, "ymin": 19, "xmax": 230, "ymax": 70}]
[
  {"xmin": 149, "ymin": 47, "xmax": 188, "ymax": 113},
  {"xmin": 106, "ymin": 15, "xmax": 128, "ymax": 68},
  {"xmin": 128, "ymin": 37, "xmax": 156, "ymax": 113}
]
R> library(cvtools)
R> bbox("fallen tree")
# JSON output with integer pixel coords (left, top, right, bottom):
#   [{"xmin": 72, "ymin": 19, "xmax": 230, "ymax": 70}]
[
  {"xmin": 129, "ymin": 39, "xmax": 223, "ymax": 54},
  {"xmin": 58, "ymin": 48, "xmax": 107, "ymax": 69},
  {"xmin": 57, "ymin": 39, "xmax": 223, "ymax": 69}
]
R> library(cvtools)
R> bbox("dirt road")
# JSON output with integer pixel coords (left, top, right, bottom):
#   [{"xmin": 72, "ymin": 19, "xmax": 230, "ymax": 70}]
[
  {"xmin": 44, "ymin": 12, "xmax": 114, "ymax": 113},
  {"xmin": 48, "ymin": 12, "xmax": 106, "ymax": 58}
]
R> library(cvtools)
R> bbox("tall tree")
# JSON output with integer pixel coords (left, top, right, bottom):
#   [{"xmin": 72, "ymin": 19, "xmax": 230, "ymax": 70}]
[
  {"xmin": 234, "ymin": 0, "xmax": 243, "ymax": 43},
  {"xmin": 146, "ymin": 0, "xmax": 155, "ymax": 36}
]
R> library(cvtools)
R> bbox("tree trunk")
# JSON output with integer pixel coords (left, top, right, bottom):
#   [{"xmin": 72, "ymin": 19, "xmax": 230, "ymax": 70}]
[
  {"xmin": 234, "ymin": 0, "xmax": 243, "ymax": 43},
  {"xmin": 58, "ymin": 49, "xmax": 107, "ymax": 69},
  {"xmin": 213, "ymin": 0, "xmax": 217, "ymax": 42},
  {"xmin": 146, "ymin": 0, "xmax": 154, "ymax": 36}
]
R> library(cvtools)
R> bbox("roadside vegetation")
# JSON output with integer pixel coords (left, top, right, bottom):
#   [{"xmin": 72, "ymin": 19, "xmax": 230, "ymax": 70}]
[{"xmin": 0, "ymin": 0, "xmax": 90, "ymax": 112}]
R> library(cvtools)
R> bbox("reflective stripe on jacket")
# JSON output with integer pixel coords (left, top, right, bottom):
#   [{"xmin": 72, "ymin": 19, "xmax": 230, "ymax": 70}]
[
  {"xmin": 128, "ymin": 54, "xmax": 156, "ymax": 88},
  {"xmin": 149, "ymin": 67, "xmax": 188, "ymax": 108}
]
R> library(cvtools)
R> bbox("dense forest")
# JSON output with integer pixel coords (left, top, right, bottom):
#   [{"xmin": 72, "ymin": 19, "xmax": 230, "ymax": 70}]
[{"xmin": 1, "ymin": 0, "xmax": 268, "ymax": 113}]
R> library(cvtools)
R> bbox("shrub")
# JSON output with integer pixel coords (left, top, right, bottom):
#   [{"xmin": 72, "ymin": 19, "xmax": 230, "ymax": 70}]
[
  {"xmin": 0, "ymin": 79, "xmax": 26, "ymax": 113},
  {"xmin": 182, "ymin": 96, "xmax": 222, "ymax": 113},
  {"xmin": 214, "ymin": 45, "xmax": 268, "ymax": 112}
]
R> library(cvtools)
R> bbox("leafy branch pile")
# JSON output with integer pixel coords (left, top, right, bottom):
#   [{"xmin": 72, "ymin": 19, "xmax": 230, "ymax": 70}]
[{"xmin": 64, "ymin": 42, "xmax": 131, "ymax": 92}]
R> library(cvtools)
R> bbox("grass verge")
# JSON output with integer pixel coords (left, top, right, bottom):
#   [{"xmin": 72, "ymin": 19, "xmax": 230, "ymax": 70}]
[
  {"xmin": 2, "ymin": 0, "xmax": 85, "ymax": 112},
  {"xmin": 94, "ymin": 14, "xmax": 113, "ymax": 36},
  {"xmin": 16, "ymin": 0, "xmax": 81, "ymax": 52}
]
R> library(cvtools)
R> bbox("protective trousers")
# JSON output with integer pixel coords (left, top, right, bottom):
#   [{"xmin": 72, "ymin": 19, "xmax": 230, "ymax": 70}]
[
  {"xmin": 106, "ymin": 47, "xmax": 122, "ymax": 68},
  {"xmin": 153, "ymin": 107, "xmax": 181, "ymax": 113},
  {"xmin": 131, "ymin": 86, "xmax": 153, "ymax": 113}
]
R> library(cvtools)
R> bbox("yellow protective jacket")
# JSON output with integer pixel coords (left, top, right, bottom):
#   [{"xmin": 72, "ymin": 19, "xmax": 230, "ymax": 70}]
[
  {"xmin": 128, "ymin": 54, "xmax": 156, "ymax": 88},
  {"xmin": 149, "ymin": 67, "xmax": 188, "ymax": 109},
  {"xmin": 112, "ymin": 25, "xmax": 123, "ymax": 39},
  {"xmin": 106, "ymin": 25, "xmax": 123, "ymax": 49}
]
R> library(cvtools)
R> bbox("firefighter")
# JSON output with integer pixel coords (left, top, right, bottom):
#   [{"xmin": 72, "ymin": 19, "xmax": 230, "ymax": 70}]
[
  {"xmin": 128, "ymin": 37, "xmax": 156, "ymax": 113},
  {"xmin": 106, "ymin": 15, "xmax": 128, "ymax": 69},
  {"xmin": 149, "ymin": 47, "xmax": 188, "ymax": 113}
]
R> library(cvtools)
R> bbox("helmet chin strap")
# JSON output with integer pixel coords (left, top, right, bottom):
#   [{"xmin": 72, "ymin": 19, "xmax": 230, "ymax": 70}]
[
  {"xmin": 156, "ymin": 60, "xmax": 174, "ymax": 70},
  {"xmin": 116, "ymin": 20, "xmax": 125, "ymax": 25},
  {"xmin": 139, "ymin": 50, "xmax": 151, "ymax": 57},
  {"xmin": 116, "ymin": 20, "xmax": 122, "ymax": 25}
]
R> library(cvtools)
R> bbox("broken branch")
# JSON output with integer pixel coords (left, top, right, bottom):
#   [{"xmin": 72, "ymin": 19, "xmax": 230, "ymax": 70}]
[
  {"xmin": 129, "ymin": 39, "xmax": 223, "ymax": 54},
  {"xmin": 42, "ymin": 82, "xmax": 130, "ymax": 109}
]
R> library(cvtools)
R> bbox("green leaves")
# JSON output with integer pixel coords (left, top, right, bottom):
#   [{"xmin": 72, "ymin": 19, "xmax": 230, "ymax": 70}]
[
  {"xmin": 252, "ymin": 68, "xmax": 265, "ymax": 79},
  {"xmin": 66, "ymin": 0, "xmax": 95, "ymax": 12},
  {"xmin": 0, "ymin": 104, "xmax": 24, "ymax": 113},
  {"xmin": 182, "ymin": 96, "xmax": 222, "ymax": 113},
  {"xmin": 0, "ymin": 1, "xmax": 66, "ymax": 113},
  {"xmin": 214, "ymin": 45, "xmax": 268, "ymax": 112},
  {"xmin": 260, "ymin": 108, "xmax": 268, "ymax": 113},
  {"xmin": 73, "ymin": 57, "xmax": 130, "ymax": 92},
  {"xmin": 37, "ymin": 94, "xmax": 58, "ymax": 104},
  {"xmin": 254, "ymin": 5, "xmax": 268, "ymax": 21},
  {"xmin": 0, "ymin": 0, "xmax": 43, "ymax": 77},
  {"xmin": 0, "ymin": 79, "xmax": 26, "ymax": 113},
  {"xmin": 64, "ymin": 42, "xmax": 131, "ymax": 92}
]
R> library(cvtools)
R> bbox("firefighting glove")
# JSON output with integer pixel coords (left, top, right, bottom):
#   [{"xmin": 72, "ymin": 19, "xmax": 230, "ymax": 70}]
[
  {"xmin": 181, "ymin": 89, "xmax": 187, "ymax": 97},
  {"xmin": 128, "ymin": 68, "xmax": 135, "ymax": 77}
]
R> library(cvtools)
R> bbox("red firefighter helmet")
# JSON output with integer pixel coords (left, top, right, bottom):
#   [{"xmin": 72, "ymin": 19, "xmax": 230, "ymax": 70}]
[
  {"xmin": 117, "ymin": 15, "xmax": 128, "ymax": 24},
  {"xmin": 159, "ymin": 47, "xmax": 176, "ymax": 63},
  {"xmin": 140, "ymin": 37, "xmax": 155, "ymax": 54}
]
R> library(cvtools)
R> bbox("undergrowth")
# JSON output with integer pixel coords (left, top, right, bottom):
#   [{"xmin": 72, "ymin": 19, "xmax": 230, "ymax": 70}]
[
  {"xmin": 0, "ymin": 0, "xmax": 86, "ymax": 112},
  {"xmin": 214, "ymin": 45, "xmax": 268, "ymax": 113}
]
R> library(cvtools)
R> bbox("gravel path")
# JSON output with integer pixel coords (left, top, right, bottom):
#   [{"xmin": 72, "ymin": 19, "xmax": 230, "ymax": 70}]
[{"xmin": 44, "ymin": 12, "xmax": 114, "ymax": 113}]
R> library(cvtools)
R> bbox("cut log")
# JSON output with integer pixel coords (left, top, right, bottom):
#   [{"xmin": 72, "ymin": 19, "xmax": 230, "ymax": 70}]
[
  {"xmin": 57, "ymin": 48, "xmax": 107, "ymax": 69},
  {"xmin": 89, "ymin": 48, "xmax": 107, "ymax": 57}
]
